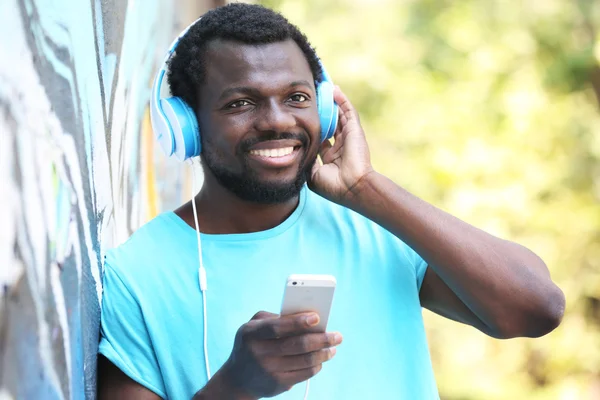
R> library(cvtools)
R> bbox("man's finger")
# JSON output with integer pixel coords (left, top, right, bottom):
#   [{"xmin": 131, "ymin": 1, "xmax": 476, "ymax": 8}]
[
  {"xmin": 319, "ymin": 139, "xmax": 333, "ymax": 160},
  {"xmin": 244, "ymin": 312, "xmax": 320, "ymax": 340},
  {"xmin": 251, "ymin": 311, "xmax": 278, "ymax": 321},
  {"xmin": 333, "ymin": 86, "xmax": 359, "ymax": 122},
  {"xmin": 274, "ymin": 347, "xmax": 337, "ymax": 372},
  {"xmin": 338, "ymin": 112, "xmax": 348, "ymax": 127},
  {"xmin": 308, "ymin": 159, "xmax": 320, "ymax": 185},
  {"xmin": 278, "ymin": 364, "xmax": 324, "ymax": 387},
  {"xmin": 264, "ymin": 331, "xmax": 343, "ymax": 356}
]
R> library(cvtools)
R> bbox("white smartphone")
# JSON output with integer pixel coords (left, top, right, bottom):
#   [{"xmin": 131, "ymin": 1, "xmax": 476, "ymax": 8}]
[{"xmin": 280, "ymin": 274, "xmax": 337, "ymax": 333}]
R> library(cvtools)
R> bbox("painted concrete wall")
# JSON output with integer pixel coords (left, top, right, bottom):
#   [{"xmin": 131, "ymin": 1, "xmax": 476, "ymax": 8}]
[{"xmin": 0, "ymin": 0, "xmax": 215, "ymax": 398}]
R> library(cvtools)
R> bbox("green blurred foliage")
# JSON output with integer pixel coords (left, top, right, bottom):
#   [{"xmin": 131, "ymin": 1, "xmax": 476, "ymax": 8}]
[{"xmin": 254, "ymin": 0, "xmax": 600, "ymax": 398}]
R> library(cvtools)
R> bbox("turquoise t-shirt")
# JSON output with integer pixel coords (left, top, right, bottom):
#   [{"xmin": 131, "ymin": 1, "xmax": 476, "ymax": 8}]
[{"xmin": 99, "ymin": 187, "xmax": 439, "ymax": 399}]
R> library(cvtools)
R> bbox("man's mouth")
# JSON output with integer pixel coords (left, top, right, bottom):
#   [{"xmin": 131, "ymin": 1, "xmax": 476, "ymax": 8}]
[
  {"xmin": 249, "ymin": 147, "xmax": 296, "ymax": 158},
  {"xmin": 245, "ymin": 140, "xmax": 303, "ymax": 168}
]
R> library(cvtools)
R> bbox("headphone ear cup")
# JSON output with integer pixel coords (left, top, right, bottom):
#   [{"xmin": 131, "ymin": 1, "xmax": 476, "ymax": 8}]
[
  {"xmin": 160, "ymin": 97, "xmax": 201, "ymax": 160},
  {"xmin": 317, "ymin": 80, "xmax": 337, "ymax": 141}
]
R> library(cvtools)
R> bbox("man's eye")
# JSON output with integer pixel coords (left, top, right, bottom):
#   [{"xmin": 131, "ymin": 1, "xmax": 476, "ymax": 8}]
[
  {"xmin": 290, "ymin": 94, "xmax": 308, "ymax": 102},
  {"xmin": 229, "ymin": 100, "xmax": 251, "ymax": 108}
]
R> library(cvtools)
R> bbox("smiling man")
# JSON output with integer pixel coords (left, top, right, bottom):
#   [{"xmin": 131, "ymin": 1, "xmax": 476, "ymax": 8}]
[{"xmin": 97, "ymin": 4, "xmax": 565, "ymax": 400}]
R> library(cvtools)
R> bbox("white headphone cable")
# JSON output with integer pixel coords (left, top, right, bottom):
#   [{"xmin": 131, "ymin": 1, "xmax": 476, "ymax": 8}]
[
  {"xmin": 189, "ymin": 160, "xmax": 311, "ymax": 397},
  {"xmin": 190, "ymin": 159, "xmax": 211, "ymax": 380}
]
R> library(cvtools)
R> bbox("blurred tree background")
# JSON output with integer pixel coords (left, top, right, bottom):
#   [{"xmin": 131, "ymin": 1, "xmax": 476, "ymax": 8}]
[{"xmin": 253, "ymin": 0, "xmax": 600, "ymax": 398}]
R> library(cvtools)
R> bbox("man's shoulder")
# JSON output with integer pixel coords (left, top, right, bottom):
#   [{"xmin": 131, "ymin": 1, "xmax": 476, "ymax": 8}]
[
  {"xmin": 104, "ymin": 212, "xmax": 187, "ymax": 278},
  {"xmin": 303, "ymin": 188, "xmax": 423, "ymax": 278},
  {"xmin": 303, "ymin": 188, "xmax": 379, "ymax": 229},
  {"xmin": 303, "ymin": 188, "xmax": 396, "ymax": 245}
]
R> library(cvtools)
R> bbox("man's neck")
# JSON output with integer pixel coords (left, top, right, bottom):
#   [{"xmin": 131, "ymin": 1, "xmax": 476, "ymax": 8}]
[{"xmin": 174, "ymin": 177, "xmax": 300, "ymax": 235}]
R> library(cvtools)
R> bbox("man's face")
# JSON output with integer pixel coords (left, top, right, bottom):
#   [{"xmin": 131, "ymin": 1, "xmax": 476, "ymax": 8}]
[{"xmin": 196, "ymin": 39, "xmax": 321, "ymax": 204}]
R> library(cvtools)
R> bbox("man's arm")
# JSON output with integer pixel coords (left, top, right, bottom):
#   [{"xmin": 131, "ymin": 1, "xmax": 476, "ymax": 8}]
[
  {"xmin": 97, "ymin": 355, "xmax": 245, "ymax": 400},
  {"xmin": 346, "ymin": 172, "xmax": 565, "ymax": 339},
  {"xmin": 309, "ymin": 86, "xmax": 565, "ymax": 339},
  {"xmin": 97, "ymin": 356, "xmax": 162, "ymax": 400}
]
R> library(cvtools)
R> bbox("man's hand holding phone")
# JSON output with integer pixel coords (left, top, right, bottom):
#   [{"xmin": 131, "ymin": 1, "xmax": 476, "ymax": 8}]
[
  {"xmin": 196, "ymin": 275, "xmax": 340, "ymax": 400},
  {"xmin": 212, "ymin": 311, "xmax": 342, "ymax": 399}
]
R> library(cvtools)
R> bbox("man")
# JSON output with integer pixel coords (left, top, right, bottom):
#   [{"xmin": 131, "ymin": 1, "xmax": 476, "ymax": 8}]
[{"xmin": 97, "ymin": 4, "xmax": 565, "ymax": 399}]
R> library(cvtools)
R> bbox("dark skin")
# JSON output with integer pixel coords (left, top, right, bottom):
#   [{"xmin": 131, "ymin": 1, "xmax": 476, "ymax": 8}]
[
  {"xmin": 98, "ymin": 39, "xmax": 565, "ymax": 399},
  {"xmin": 184, "ymin": 38, "xmax": 322, "ymax": 235}
]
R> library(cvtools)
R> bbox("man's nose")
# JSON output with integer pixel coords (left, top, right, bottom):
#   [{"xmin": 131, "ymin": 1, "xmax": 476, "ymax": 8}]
[{"xmin": 254, "ymin": 100, "xmax": 296, "ymax": 133}]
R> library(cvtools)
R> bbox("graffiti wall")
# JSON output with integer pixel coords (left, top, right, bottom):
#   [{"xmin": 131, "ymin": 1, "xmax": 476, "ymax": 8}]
[{"xmin": 0, "ymin": 0, "xmax": 214, "ymax": 399}]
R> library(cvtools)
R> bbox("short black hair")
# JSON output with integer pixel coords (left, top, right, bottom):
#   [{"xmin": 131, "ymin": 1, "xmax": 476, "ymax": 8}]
[{"xmin": 167, "ymin": 3, "xmax": 323, "ymax": 111}]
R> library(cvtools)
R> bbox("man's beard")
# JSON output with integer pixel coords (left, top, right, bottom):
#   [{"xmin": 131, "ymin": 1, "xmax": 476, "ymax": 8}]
[{"xmin": 201, "ymin": 133, "xmax": 316, "ymax": 204}]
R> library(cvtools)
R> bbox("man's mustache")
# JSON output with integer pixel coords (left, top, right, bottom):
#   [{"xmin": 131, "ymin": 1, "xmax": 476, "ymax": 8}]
[{"xmin": 238, "ymin": 132, "xmax": 309, "ymax": 153}]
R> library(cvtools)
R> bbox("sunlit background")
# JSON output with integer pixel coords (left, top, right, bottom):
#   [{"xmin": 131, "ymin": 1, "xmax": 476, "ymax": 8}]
[{"xmin": 253, "ymin": 0, "xmax": 600, "ymax": 399}]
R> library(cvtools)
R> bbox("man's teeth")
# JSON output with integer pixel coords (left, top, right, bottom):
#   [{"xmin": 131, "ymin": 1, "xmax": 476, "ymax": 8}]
[{"xmin": 249, "ymin": 147, "xmax": 295, "ymax": 157}]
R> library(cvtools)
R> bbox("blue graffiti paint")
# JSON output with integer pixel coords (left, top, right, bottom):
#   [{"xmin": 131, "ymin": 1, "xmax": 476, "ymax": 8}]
[{"xmin": 0, "ymin": 0, "xmax": 190, "ymax": 398}]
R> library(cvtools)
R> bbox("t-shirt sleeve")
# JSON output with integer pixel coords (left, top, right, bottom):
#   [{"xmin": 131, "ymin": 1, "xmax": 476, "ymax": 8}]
[
  {"xmin": 402, "ymin": 243, "xmax": 429, "ymax": 291},
  {"xmin": 98, "ymin": 260, "xmax": 167, "ymax": 398},
  {"xmin": 413, "ymin": 250, "xmax": 428, "ymax": 291}
]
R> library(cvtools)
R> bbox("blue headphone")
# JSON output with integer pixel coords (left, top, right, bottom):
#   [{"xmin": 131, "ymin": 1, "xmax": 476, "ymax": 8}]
[{"xmin": 150, "ymin": 17, "xmax": 339, "ymax": 161}]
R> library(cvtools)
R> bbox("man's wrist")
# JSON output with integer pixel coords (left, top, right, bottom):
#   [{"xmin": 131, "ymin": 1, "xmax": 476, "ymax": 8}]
[
  {"xmin": 192, "ymin": 363, "xmax": 256, "ymax": 400},
  {"xmin": 344, "ymin": 169, "xmax": 382, "ymax": 210}
]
